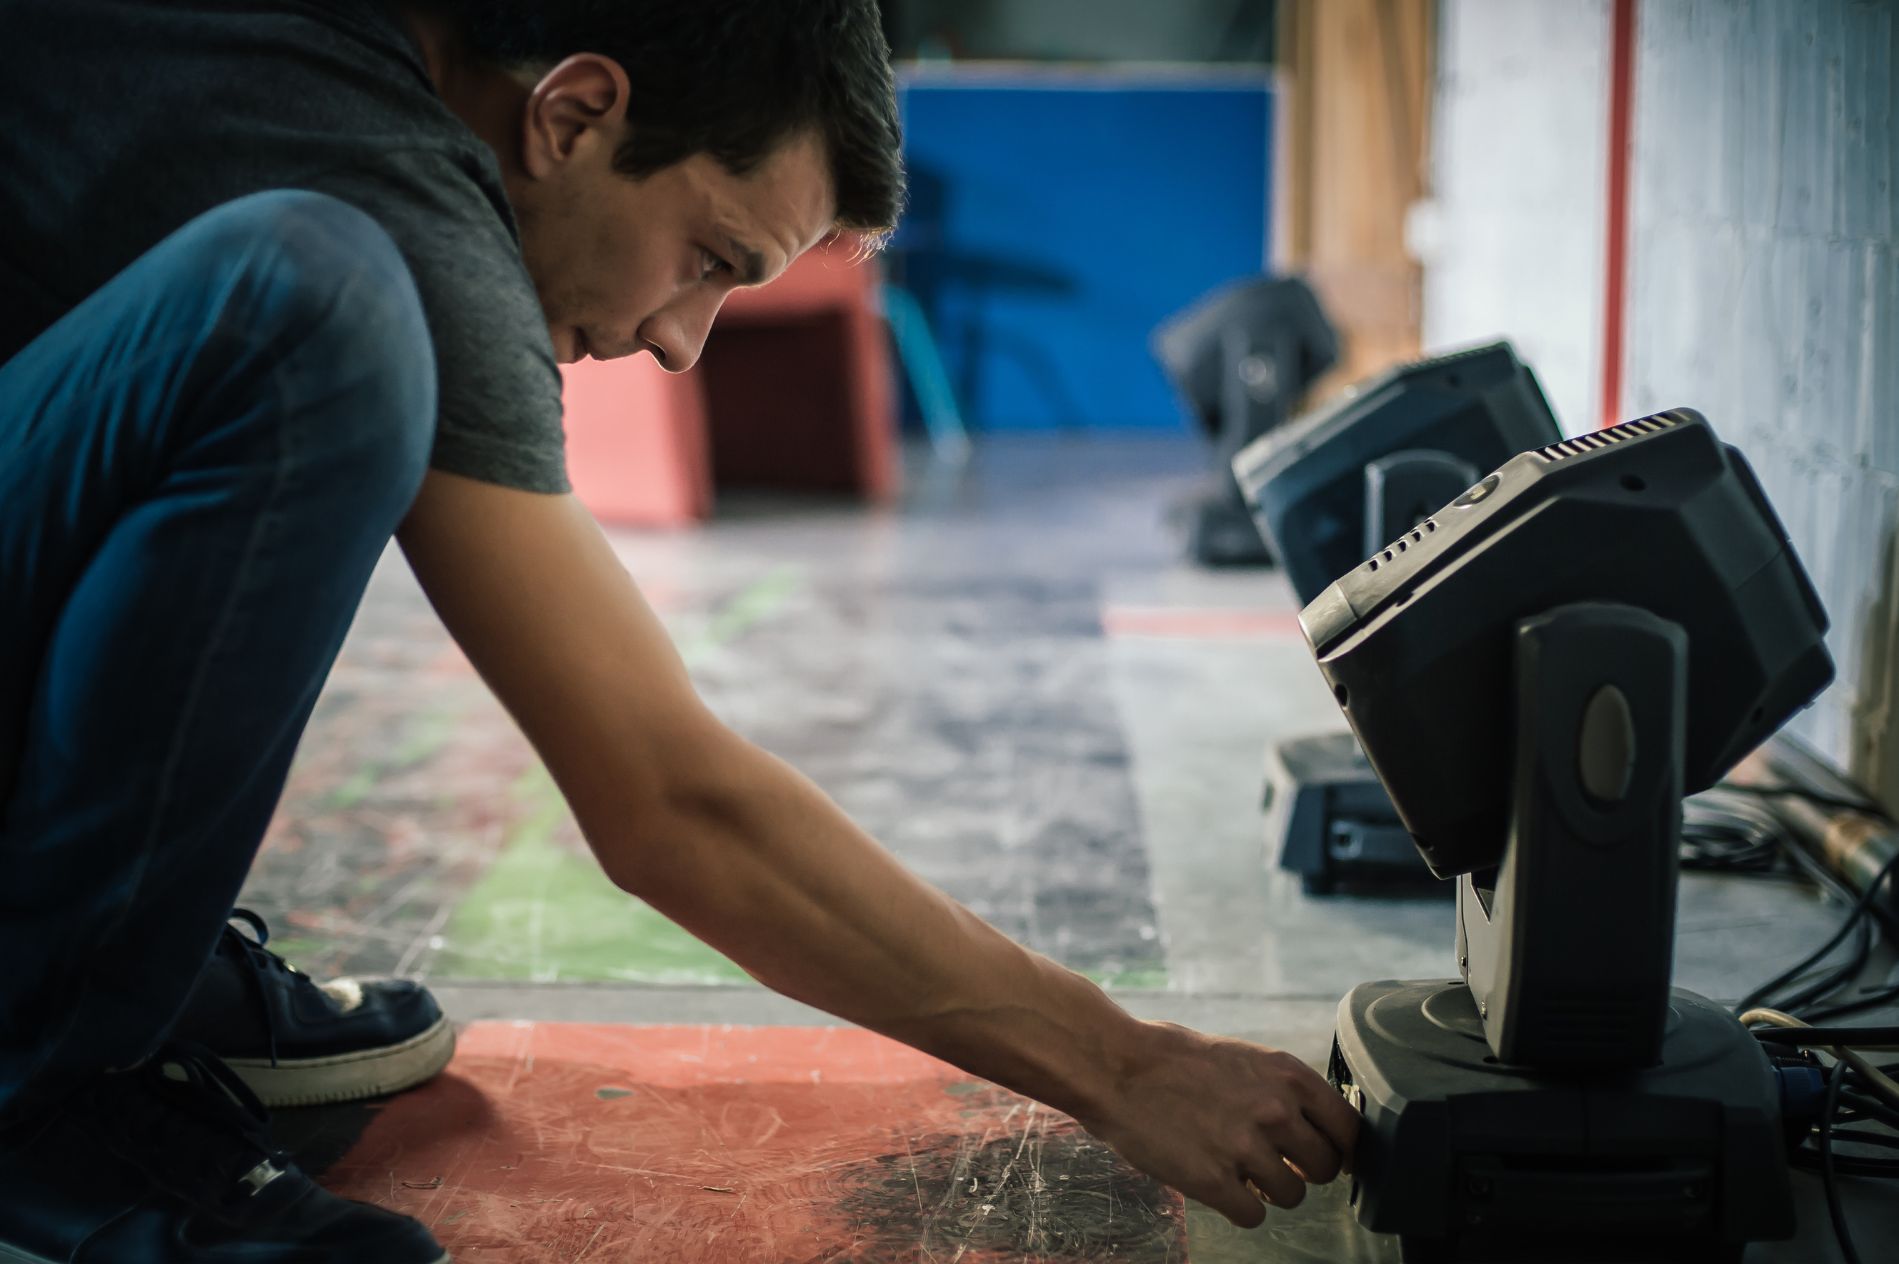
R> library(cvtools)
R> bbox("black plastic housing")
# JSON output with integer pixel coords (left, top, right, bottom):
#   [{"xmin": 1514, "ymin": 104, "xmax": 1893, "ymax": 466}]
[
  {"xmin": 1332, "ymin": 981, "xmax": 1796, "ymax": 1250},
  {"xmin": 1302, "ymin": 408, "xmax": 1834, "ymax": 878},
  {"xmin": 1233, "ymin": 340, "xmax": 1560, "ymax": 604}
]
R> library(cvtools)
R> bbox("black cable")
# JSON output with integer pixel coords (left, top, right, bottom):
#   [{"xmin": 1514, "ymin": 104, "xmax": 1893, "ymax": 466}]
[
  {"xmin": 1701, "ymin": 777, "xmax": 1899, "ymax": 1264},
  {"xmin": 1780, "ymin": 837, "xmax": 1899, "ymax": 941},
  {"xmin": 1679, "ymin": 784, "xmax": 1899, "ymax": 1038},
  {"xmin": 1823, "ymin": 1115, "xmax": 1899, "ymax": 1138},
  {"xmin": 1803, "ymin": 981, "xmax": 1899, "ymax": 1025},
  {"xmin": 1679, "ymin": 783, "xmax": 1899, "ymax": 1264},
  {"xmin": 1770, "ymin": 920, "xmax": 1877, "ymax": 1016},
  {"xmin": 1840, "ymin": 1090, "xmax": 1899, "ymax": 1131},
  {"xmin": 1742, "ymin": 921, "xmax": 1875, "ymax": 1017},
  {"xmin": 1681, "ymin": 788, "xmax": 1899, "ymax": 1026},
  {"xmin": 1681, "ymin": 790, "xmax": 1788, "ymax": 873},
  {"xmin": 1820, "ymin": 1057, "xmax": 1861, "ymax": 1264},
  {"xmin": 1828, "ymin": 1127, "xmax": 1899, "ymax": 1151},
  {"xmin": 1793, "ymin": 1150, "xmax": 1899, "ymax": 1179},
  {"xmin": 1737, "ymin": 849, "xmax": 1899, "ymax": 1016},
  {"xmin": 1760, "ymin": 842, "xmax": 1897, "ymax": 1020},
  {"xmin": 1710, "ymin": 807, "xmax": 1891, "ymax": 1021}
]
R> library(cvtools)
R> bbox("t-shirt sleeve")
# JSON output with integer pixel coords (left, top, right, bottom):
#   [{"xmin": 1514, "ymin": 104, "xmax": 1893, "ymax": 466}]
[{"xmin": 305, "ymin": 152, "xmax": 570, "ymax": 494}]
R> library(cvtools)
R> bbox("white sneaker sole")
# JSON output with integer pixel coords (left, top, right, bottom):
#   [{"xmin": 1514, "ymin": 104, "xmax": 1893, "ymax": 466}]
[{"xmin": 224, "ymin": 1014, "xmax": 457, "ymax": 1108}]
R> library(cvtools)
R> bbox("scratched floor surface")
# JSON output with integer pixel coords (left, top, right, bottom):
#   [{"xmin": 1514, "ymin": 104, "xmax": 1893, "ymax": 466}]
[
  {"xmin": 274, "ymin": 1020, "xmax": 1389, "ymax": 1264},
  {"xmin": 242, "ymin": 435, "xmax": 1877, "ymax": 1261}
]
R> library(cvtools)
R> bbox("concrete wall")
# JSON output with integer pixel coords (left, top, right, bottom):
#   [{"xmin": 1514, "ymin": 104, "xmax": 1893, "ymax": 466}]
[
  {"xmin": 1622, "ymin": 0, "xmax": 1898, "ymax": 795},
  {"xmin": 1420, "ymin": 0, "xmax": 1612, "ymax": 435},
  {"xmin": 1425, "ymin": 0, "xmax": 1899, "ymax": 799}
]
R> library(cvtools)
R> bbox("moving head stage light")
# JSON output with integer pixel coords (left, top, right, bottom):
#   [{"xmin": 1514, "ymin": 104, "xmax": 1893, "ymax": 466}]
[
  {"xmin": 1309, "ymin": 410, "xmax": 1832, "ymax": 1263},
  {"xmin": 1235, "ymin": 341, "xmax": 1559, "ymax": 605},
  {"xmin": 1233, "ymin": 342, "xmax": 1561, "ymax": 893},
  {"xmin": 1151, "ymin": 275, "xmax": 1337, "ymax": 566}
]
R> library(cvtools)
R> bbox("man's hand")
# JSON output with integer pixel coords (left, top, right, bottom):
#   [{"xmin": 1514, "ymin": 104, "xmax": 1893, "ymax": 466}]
[{"xmin": 1080, "ymin": 1023, "xmax": 1360, "ymax": 1228}]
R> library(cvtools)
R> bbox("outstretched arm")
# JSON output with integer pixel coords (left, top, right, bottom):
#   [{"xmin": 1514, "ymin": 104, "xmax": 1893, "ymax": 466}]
[{"xmin": 397, "ymin": 470, "xmax": 1359, "ymax": 1225}]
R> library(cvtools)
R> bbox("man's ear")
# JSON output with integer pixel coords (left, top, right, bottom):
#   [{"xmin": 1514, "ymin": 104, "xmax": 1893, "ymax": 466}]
[{"xmin": 519, "ymin": 54, "xmax": 631, "ymax": 180}]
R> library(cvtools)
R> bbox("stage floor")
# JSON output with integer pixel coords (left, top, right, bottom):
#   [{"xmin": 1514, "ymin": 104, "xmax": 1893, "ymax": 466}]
[{"xmin": 248, "ymin": 435, "xmax": 1887, "ymax": 1261}]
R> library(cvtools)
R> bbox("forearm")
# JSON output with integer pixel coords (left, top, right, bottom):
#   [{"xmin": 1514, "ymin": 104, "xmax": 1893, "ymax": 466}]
[
  {"xmin": 570, "ymin": 727, "xmax": 1360, "ymax": 1229},
  {"xmin": 586, "ymin": 728, "xmax": 1151, "ymax": 1125}
]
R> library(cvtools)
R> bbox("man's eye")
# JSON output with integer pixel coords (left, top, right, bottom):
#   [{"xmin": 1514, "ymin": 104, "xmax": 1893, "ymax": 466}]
[{"xmin": 700, "ymin": 249, "xmax": 732, "ymax": 280}]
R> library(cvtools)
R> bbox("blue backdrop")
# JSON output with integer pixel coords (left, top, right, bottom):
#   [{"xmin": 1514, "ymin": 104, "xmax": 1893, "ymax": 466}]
[{"xmin": 894, "ymin": 68, "xmax": 1273, "ymax": 432}]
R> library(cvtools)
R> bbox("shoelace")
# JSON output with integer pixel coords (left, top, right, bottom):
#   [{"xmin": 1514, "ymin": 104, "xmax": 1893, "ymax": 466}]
[
  {"xmin": 94, "ymin": 1041, "xmax": 297, "ymax": 1214},
  {"xmin": 223, "ymin": 907, "xmax": 304, "ymax": 1068}
]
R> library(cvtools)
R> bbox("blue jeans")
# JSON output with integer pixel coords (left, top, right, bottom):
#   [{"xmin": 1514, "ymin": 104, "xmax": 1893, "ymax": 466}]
[{"xmin": 0, "ymin": 191, "xmax": 437, "ymax": 1113}]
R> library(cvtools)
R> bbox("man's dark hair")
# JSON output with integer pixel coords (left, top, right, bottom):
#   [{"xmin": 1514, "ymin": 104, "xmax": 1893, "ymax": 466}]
[{"xmin": 442, "ymin": 1, "xmax": 905, "ymax": 243}]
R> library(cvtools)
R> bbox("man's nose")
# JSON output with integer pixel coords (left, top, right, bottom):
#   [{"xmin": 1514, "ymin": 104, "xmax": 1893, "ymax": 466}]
[{"xmin": 642, "ymin": 292, "xmax": 727, "ymax": 374}]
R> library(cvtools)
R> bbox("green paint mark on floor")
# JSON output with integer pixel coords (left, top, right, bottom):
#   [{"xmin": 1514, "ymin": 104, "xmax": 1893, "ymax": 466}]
[
  {"xmin": 689, "ymin": 566, "xmax": 805, "ymax": 664},
  {"xmin": 1088, "ymin": 965, "xmax": 1170, "ymax": 990},
  {"xmin": 435, "ymin": 763, "xmax": 753, "ymax": 984},
  {"xmin": 432, "ymin": 570, "xmax": 806, "ymax": 984}
]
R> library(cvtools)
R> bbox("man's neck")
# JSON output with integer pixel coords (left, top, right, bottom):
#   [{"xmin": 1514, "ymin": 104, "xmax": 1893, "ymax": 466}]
[{"xmin": 397, "ymin": 6, "xmax": 529, "ymax": 180}]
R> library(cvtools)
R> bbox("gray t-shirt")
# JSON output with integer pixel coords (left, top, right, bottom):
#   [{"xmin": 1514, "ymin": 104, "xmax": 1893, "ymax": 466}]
[{"xmin": 0, "ymin": 0, "xmax": 569, "ymax": 493}]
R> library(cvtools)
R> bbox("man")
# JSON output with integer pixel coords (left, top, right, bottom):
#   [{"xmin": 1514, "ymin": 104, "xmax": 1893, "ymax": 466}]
[{"xmin": 0, "ymin": 1, "xmax": 1360, "ymax": 1259}]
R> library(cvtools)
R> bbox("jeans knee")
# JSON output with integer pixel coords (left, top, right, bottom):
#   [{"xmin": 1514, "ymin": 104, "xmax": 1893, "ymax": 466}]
[{"xmin": 179, "ymin": 192, "xmax": 436, "ymax": 514}]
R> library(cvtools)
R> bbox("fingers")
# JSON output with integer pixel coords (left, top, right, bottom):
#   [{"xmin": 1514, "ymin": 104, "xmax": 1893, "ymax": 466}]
[
  {"xmin": 1271, "ymin": 1112, "xmax": 1344, "ymax": 1186},
  {"xmin": 1249, "ymin": 1054, "xmax": 1353, "ymax": 1185},
  {"xmin": 1203, "ymin": 1176, "xmax": 1270, "ymax": 1229},
  {"xmin": 1204, "ymin": 1141, "xmax": 1327, "ymax": 1228},
  {"xmin": 1103, "ymin": 1033, "xmax": 1369, "ymax": 1230},
  {"xmin": 1219, "ymin": 1055, "xmax": 1362, "ymax": 1229},
  {"xmin": 1241, "ymin": 1144, "xmax": 1307, "ymax": 1209},
  {"xmin": 1292, "ymin": 1062, "xmax": 1363, "ymax": 1165}
]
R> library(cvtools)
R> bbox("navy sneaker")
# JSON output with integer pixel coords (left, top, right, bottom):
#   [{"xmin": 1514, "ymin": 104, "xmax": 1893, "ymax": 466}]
[
  {"xmin": 170, "ymin": 910, "xmax": 455, "ymax": 1108},
  {"xmin": 0, "ymin": 1045, "xmax": 448, "ymax": 1262}
]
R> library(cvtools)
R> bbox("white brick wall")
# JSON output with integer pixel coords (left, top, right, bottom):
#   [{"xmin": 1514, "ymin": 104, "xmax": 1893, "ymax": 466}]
[
  {"xmin": 1623, "ymin": 0, "xmax": 1899, "ymax": 791},
  {"xmin": 1426, "ymin": 0, "xmax": 1898, "ymax": 797}
]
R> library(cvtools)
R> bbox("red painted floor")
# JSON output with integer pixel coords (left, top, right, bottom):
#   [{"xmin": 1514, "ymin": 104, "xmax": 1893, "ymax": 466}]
[{"xmin": 324, "ymin": 1022, "xmax": 1186, "ymax": 1263}]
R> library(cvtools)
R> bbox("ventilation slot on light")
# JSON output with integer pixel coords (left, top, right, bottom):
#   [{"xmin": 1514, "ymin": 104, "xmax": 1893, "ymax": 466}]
[
  {"xmin": 1531, "ymin": 413, "xmax": 1679, "ymax": 464},
  {"xmin": 1432, "ymin": 343, "xmax": 1494, "ymax": 371},
  {"xmin": 1368, "ymin": 520, "xmax": 1440, "ymax": 576}
]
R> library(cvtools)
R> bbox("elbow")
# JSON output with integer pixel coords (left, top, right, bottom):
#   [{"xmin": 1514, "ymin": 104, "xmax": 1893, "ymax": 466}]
[
  {"xmin": 587, "ymin": 796, "xmax": 698, "ymax": 902},
  {"xmin": 582, "ymin": 720, "xmax": 761, "ymax": 900},
  {"xmin": 592, "ymin": 823, "xmax": 665, "ymax": 900}
]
